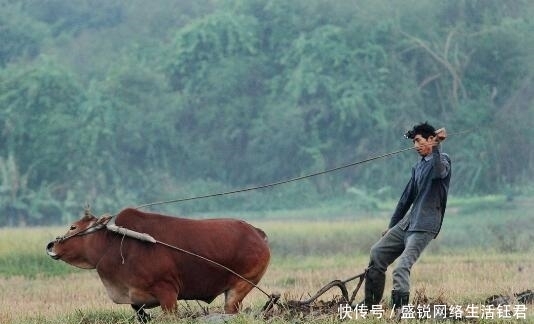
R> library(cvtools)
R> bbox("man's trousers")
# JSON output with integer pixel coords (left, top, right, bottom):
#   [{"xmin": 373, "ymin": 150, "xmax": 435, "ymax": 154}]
[{"xmin": 367, "ymin": 224, "xmax": 435, "ymax": 294}]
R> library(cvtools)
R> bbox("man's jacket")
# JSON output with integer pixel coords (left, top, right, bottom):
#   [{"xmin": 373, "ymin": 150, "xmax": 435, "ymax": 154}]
[{"xmin": 388, "ymin": 146, "xmax": 451, "ymax": 238}]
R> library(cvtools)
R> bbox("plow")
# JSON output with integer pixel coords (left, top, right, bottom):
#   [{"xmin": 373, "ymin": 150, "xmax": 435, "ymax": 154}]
[{"xmin": 260, "ymin": 270, "xmax": 367, "ymax": 317}]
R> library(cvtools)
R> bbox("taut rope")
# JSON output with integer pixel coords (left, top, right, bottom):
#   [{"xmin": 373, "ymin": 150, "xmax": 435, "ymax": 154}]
[
  {"xmin": 134, "ymin": 146, "xmax": 416, "ymax": 210},
  {"xmin": 133, "ymin": 128, "xmax": 473, "ymax": 211}
]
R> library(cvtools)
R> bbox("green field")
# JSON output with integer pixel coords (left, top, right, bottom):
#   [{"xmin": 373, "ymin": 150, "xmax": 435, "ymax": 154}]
[{"xmin": 0, "ymin": 195, "xmax": 533, "ymax": 323}]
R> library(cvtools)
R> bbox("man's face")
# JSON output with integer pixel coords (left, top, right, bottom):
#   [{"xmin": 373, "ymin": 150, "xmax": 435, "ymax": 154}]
[{"xmin": 413, "ymin": 134, "xmax": 435, "ymax": 157}]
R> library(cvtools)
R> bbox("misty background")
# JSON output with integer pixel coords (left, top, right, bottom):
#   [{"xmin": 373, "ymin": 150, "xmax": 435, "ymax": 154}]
[{"xmin": 0, "ymin": 0, "xmax": 533, "ymax": 226}]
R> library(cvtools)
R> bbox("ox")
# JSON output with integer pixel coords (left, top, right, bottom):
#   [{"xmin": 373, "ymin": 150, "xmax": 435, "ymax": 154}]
[{"xmin": 46, "ymin": 208, "xmax": 270, "ymax": 322}]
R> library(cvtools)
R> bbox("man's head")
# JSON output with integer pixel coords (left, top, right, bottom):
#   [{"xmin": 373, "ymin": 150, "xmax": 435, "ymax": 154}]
[{"xmin": 405, "ymin": 122, "xmax": 438, "ymax": 157}]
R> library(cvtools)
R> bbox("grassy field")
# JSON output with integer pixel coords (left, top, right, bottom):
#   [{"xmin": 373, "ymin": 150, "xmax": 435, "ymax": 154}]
[{"xmin": 0, "ymin": 195, "xmax": 533, "ymax": 323}]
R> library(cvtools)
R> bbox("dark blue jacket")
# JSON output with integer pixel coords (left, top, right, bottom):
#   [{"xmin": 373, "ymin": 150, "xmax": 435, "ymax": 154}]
[{"xmin": 388, "ymin": 146, "xmax": 451, "ymax": 238}]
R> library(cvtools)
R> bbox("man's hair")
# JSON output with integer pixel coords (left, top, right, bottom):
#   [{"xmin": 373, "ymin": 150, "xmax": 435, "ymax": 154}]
[{"xmin": 405, "ymin": 122, "xmax": 436, "ymax": 140}]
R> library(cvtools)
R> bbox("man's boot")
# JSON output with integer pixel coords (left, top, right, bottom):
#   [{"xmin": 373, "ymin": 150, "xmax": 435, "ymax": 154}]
[
  {"xmin": 391, "ymin": 290, "xmax": 410, "ymax": 319},
  {"xmin": 361, "ymin": 269, "xmax": 386, "ymax": 309}
]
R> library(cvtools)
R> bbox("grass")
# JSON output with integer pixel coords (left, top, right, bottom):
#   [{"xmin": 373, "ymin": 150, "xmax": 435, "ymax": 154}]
[
  {"xmin": 0, "ymin": 227, "xmax": 81, "ymax": 278},
  {"xmin": 1, "ymin": 252, "xmax": 532, "ymax": 323},
  {"xmin": 1, "ymin": 194, "xmax": 533, "ymax": 323}
]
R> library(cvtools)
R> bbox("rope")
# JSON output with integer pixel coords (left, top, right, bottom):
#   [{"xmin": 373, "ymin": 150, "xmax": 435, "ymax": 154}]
[
  {"xmin": 134, "ymin": 146, "xmax": 416, "ymax": 210},
  {"xmin": 120, "ymin": 233, "xmax": 126, "ymax": 264}
]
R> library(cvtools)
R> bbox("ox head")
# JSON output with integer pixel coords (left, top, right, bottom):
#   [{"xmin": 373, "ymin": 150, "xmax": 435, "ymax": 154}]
[{"xmin": 46, "ymin": 209, "xmax": 112, "ymax": 269}]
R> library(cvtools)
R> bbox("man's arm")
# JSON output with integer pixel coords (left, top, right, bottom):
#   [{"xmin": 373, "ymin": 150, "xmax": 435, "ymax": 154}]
[
  {"xmin": 430, "ymin": 146, "xmax": 450, "ymax": 179},
  {"xmin": 431, "ymin": 128, "xmax": 450, "ymax": 179}
]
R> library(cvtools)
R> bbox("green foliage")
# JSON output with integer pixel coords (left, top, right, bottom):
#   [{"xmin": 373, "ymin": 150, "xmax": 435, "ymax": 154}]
[
  {"xmin": 19, "ymin": 0, "xmax": 124, "ymax": 36},
  {"xmin": 0, "ymin": 3, "xmax": 48, "ymax": 67},
  {"xmin": 166, "ymin": 12, "xmax": 260, "ymax": 91},
  {"xmin": 0, "ymin": 152, "xmax": 65, "ymax": 226},
  {"xmin": 0, "ymin": 57, "xmax": 86, "ymax": 183},
  {"xmin": 0, "ymin": 0, "xmax": 533, "ymax": 225}
]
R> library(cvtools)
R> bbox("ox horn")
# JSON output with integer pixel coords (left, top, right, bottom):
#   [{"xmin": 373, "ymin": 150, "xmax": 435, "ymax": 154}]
[{"xmin": 84, "ymin": 204, "xmax": 92, "ymax": 217}]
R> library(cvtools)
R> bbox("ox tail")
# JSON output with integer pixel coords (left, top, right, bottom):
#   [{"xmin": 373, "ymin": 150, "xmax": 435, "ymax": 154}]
[{"xmin": 255, "ymin": 227, "xmax": 268, "ymax": 242}]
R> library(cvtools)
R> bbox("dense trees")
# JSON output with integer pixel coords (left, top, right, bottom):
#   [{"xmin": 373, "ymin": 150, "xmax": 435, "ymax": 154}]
[{"xmin": 0, "ymin": 0, "xmax": 532, "ymax": 225}]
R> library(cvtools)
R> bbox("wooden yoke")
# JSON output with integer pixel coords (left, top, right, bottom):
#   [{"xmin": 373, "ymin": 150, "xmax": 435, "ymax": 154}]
[{"xmin": 106, "ymin": 224, "xmax": 157, "ymax": 243}]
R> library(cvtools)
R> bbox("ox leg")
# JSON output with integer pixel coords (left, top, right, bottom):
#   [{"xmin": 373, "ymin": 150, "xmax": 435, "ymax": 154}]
[
  {"xmin": 224, "ymin": 281, "xmax": 254, "ymax": 314},
  {"xmin": 155, "ymin": 290, "xmax": 178, "ymax": 314},
  {"xmin": 131, "ymin": 304, "xmax": 151, "ymax": 323}
]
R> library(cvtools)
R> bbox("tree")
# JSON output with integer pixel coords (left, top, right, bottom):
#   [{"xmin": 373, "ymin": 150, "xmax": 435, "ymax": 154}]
[
  {"xmin": 0, "ymin": 58, "xmax": 86, "ymax": 224},
  {"xmin": 0, "ymin": 3, "xmax": 48, "ymax": 67},
  {"xmin": 0, "ymin": 0, "xmax": 533, "ymax": 224},
  {"xmin": 0, "ymin": 58, "xmax": 86, "ymax": 184}
]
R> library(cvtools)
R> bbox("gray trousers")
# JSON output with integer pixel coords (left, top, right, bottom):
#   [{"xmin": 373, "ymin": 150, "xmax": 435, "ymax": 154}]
[{"xmin": 368, "ymin": 224, "xmax": 435, "ymax": 293}]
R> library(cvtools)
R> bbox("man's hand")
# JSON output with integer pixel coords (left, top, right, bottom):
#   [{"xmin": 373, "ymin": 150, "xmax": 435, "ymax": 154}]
[{"xmin": 434, "ymin": 128, "xmax": 447, "ymax": 143}]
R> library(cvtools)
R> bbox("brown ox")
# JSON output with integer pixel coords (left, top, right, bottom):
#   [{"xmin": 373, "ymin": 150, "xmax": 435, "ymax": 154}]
[{"xmin": 46, "ymin": 208, "xmax": 270, "ymax": 322}]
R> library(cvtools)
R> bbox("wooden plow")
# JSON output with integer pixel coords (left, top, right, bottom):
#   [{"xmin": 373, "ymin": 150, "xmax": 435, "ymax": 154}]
[{"xmin": 261, "ymin": 270, "xmax": 367, "ymax": 316}]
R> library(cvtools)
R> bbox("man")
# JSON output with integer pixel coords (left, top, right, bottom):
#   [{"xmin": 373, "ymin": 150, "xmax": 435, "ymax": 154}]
[{"xmin": 362, "ymin": 122, "xmax": 451, "ymax": 310}]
